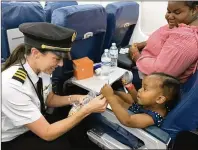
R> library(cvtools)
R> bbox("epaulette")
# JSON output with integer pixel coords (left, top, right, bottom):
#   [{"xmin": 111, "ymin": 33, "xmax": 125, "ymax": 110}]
[{"xmin": 12, "ymin": 68, "xmax": 27, "ymax": 84}]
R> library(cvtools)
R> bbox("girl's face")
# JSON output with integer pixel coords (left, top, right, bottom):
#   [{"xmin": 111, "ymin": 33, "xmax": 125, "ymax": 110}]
[
  {"xmin": 137, "ymin": 75, "xmax": 164, "ymax": 106},
  {"xmin": 165, "ymin": 2, "xmax": 198, "ymax": 28}
]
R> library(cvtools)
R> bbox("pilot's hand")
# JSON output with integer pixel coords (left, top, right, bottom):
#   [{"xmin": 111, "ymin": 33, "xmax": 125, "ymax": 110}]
[
  {"xmin": 85, "ymin": 95, "xmax": 107, "ymax": 113},
  {"xmin": 101, "ymin": 84, "xmax": 114, "ymax": 98},
  {"xmin": 70, "ymin": 95, "xmax": 86, "ymax": 104}
]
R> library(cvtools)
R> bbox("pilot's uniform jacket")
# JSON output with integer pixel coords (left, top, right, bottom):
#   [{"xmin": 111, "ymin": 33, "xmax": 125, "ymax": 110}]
[{"xmin": 2, "ymin": 62, "xmax": 51, "ymax": 142}]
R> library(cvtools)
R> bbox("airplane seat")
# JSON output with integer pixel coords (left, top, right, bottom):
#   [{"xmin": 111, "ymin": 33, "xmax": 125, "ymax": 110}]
[
  {"xmin": 87, "ymin": 71, "xmax": 198, "ymax": 149},
  {"xmin": 51, "ymin": 4, "xmax": 107, "ymax": 95},
  {"xmin": 103, "ymin": 2, "xmax": 139, "ymax": 49},
  {"xmin": 1, "ymin": 1, "xmax": 45, "ymax": 62},
  {"xmin": 161, "ymin": 70, "xmax": 198, "ymax": 140},
  {"xmin": 44, "ymin": 1, "xmax": 78, "ymax": 23}
]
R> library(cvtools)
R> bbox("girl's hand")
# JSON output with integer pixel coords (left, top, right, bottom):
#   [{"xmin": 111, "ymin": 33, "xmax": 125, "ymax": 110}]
[{"xmin": 101, "ymin": 84, "xmax": 114, "ymax": 98}]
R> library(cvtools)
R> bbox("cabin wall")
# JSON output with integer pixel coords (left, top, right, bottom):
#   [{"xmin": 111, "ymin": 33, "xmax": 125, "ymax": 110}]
[
  {"xmin": 130, "ymin": 1, "xmax": 168, "ymax": 43},
  {"xmin": 141, "ymin": 1, "xmax": 168, "ymax": 35}
]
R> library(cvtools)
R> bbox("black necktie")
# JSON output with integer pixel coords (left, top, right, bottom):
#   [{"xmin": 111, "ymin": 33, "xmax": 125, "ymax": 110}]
[{"xmin": 37, "ymin": 77, "xmax": 46, "ymax": 115}]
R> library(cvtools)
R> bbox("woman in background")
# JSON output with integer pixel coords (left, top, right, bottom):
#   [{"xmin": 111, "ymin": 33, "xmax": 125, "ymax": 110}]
[{"xmin": 130, "ymin": 1, "xmax": 198, "ymax": 88}]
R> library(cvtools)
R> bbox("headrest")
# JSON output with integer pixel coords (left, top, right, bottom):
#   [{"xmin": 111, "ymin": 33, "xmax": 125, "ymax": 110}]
[
  {"xmin": 106, "ymin": 2, "xmax": 139, "ymax": 27},
  {"xmin": 44, "ymin": 1, "xmax": 78, "ymax": 22},
  {"xmin": 51, "ymin": 4, "xmax": 107, "ymax": 40},
  {"xmin": 2, "ymin": 2, "xmax": 45, "ymax": 29}
]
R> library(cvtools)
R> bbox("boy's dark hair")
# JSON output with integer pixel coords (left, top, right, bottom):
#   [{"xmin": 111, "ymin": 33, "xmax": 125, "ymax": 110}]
[{"xmin": 150, "ymin": 72, "xmax": 181, "ymax": 110}]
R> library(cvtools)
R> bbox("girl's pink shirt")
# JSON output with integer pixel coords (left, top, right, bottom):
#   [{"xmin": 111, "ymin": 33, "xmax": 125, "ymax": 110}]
[{"xmin": 136, "ymin": 24, "xmax": 198, "ymax": 82}]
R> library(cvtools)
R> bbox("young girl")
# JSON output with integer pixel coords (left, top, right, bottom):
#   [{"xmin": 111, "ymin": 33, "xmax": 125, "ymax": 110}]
[{"xmin": 101, "ymin": 72, "xmax": 180, "ymax": 128}]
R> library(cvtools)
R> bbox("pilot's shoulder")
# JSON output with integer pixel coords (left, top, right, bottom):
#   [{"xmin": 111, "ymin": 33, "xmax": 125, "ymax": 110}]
[{"xmin": 7, "ymin": 66, "xmax": 27, "ymax": 87}]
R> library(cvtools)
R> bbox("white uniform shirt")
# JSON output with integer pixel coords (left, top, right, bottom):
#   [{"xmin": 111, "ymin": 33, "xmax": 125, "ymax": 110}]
[{"xmin": 2, "ymin": 62, "xmax": 52, "ymax": 142}]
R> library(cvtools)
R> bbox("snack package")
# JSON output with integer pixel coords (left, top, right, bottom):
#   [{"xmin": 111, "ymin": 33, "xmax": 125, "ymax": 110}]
[
  {"xmin": 68, "ymin": 104, "xmax": 82, "ymax": 117},
  {"xmin": 68, "ymin": 91, "xmax": 97, "ymax": 117}
]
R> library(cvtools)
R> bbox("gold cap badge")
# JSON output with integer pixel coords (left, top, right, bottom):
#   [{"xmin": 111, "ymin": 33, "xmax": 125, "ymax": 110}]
[{"xmin": 72, "ymin": 32, "xmax": 77, "ymax": 42}]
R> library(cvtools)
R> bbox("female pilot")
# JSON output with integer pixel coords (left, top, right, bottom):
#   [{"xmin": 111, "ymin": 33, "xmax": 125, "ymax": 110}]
[{"xmin": 2, "ymin": 22, "xmax": 107, "ymax": 150}]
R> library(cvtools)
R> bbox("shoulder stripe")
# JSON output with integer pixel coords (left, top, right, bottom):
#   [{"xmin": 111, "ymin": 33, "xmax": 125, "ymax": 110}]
[
  {"xmin": 15, "ymin": 72, "xmax": 26, "ymax": 78},
  {"xmin": 12, "ymin": 76, "xmax": 25, "ymax": 84},
  {"xmin": 17, "ymin": 69, "xmax": 27, "ymax": 76},
  {"xmin": 14, "ymin": 73, "xmax": 26, "ymax": 80},
  {"xmin": 13, "ymin": 74, "xmax": 26, "ymax": 81},
  {"xmin": 12, "ymin": 68, "xmax": 27, "ymax": 84}
]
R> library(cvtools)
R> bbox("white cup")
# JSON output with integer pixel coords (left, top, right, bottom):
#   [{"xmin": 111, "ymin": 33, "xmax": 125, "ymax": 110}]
[{"xmin": 122, "ymin": 71, "xmax": 133, "ymax": 84}]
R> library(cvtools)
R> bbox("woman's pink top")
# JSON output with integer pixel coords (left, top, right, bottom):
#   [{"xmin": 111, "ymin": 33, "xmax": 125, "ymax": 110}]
[{"xmin": 136, "ymin": 24, "xmax": 198, "ymax": 82}]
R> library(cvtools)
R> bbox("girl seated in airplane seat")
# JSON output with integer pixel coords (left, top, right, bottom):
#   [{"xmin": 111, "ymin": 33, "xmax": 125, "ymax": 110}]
[
  {"xmin": 101, "ymin": 72, "xmax": 181, "ymax": 129},
  {"xmin": 98, "ymin": 72, "xmax": 180, "ymax": 148},
  {"xmin": 129, "ymin": 1, "xmax": 198, "ymax": 89}
]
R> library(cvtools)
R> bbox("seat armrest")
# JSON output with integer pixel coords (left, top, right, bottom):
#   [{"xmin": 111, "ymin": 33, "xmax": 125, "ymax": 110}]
[
  {"xmin": 100, "ymin": 109, "xmax": 171, "ymax": 149},
  {"xmin": 118, "ymin": 45, "xmax": 135, "ymax": 69},
  {"xmin": 118, "ymin": 53, "xmax": 135, "ymax": 69}
]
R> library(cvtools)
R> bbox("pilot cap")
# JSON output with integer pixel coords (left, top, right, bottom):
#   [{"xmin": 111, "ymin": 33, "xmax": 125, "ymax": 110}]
[{"xmin": 19, "ymin": 22, "xmax": 77, "ymax": 59}]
